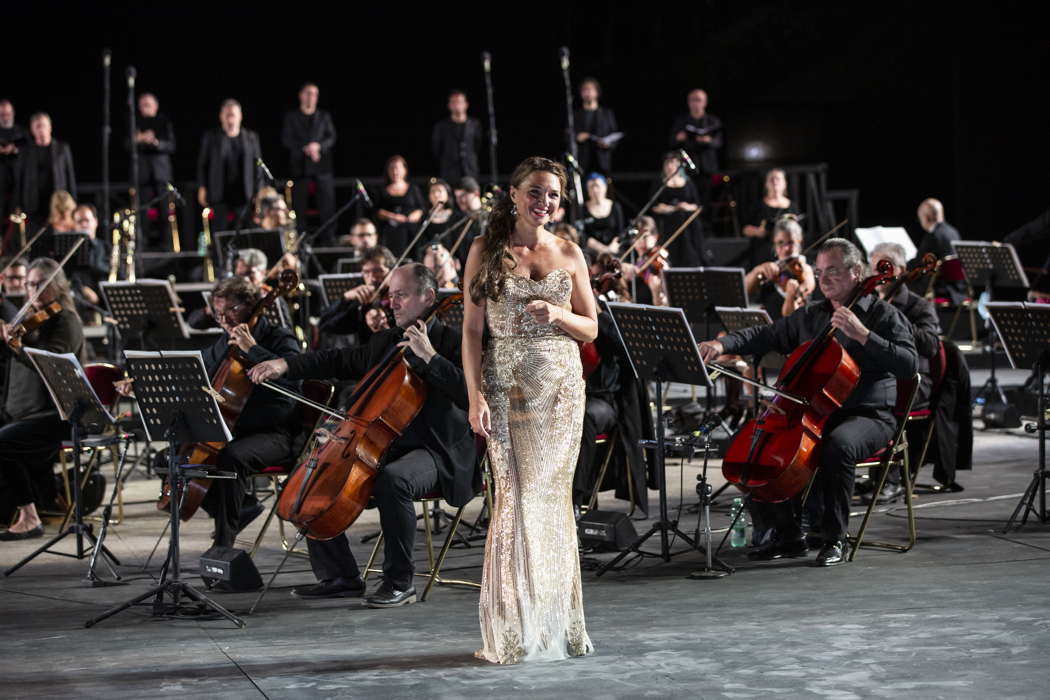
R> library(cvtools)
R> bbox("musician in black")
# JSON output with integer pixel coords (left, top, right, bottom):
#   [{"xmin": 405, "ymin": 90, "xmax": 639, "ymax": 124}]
[
  {"xmin": 249, "ymin": 264, "xmax": 477, "ymax": 608},
  {"xmin": 913, "ymin": 198, "xmax": 964, "ymax": 301},
  {"xmin": 452, "ymin": 177, "xmax": 486, "ymax": 268},
  {"xmin": 281, "ymin": 83, "xmax": 337, "ymax": 237},
  {"xmin": 130, "ymin": 93, "xmax": 176, "ymax": 248},
  {"xmin": 0, "ymin": 99, "xmax": 27, "ymax": 226},
  {"xmin": 16, "ymin": 113, "xmax": 76, "ymax": 231},
  {"xmin": 0, "ymin": 258, "xmax": 84, "ymax": 541},
  {"xmin": 431, "ymin": 90, "xmax": 481, "ymax": 185},
  {"xmin": 669, "ymin": 89, "xmax": 722, "ymax": 179},
  {"xmin": 197, "ymin": 277, "xmax": 302, "ymax": 549},
  {"xmin": 574, "ymin": 78, "xmax": 619, "ymax": 176},
  {"xmin": 700, "ymin": 238, "xmax": 917, "ymax": 566},
  {"xmin": 318, "ymin": 245, "xmax": 396, "ymax": 347},
  {"xmin": 196, "ymin": 99, "xmax": 262, "ymax": 231}
]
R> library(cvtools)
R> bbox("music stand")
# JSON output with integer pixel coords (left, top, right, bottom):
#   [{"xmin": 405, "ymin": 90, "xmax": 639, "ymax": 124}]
[
  {"xmin": 987, "ymin": 303, "xmax": 1050, "ymax": 530},
  {"xmin": 85, "ymin": 350, "xmax": 243, "ymax": 628},
  {"xmin": 4, "ymin": 349, "xmax": 122, "ymax": 581},
  {"xmin": 101, "ymin": 279, "xmax": 189, "ymax": 350},
  {"xmin": 436, "ymin": 288, "xmax": 464, "ymax": 327},
  {"xmin": 309, "ymin": 246, "xmax": 358, "ymax": 274},
  {"xmin": 318, "ymin": 273, "xmax": 364, "ymax": 307},
  {"xmin": 664, "ymin": 267, "xmax": 749, "ymax": 341},
  {"xmin": 214, "ymin": 228, "xmax": 286, "ymax": 274},
  {"xmin": 595, "ymin": 303, "xmax": 729, "ymax": 576},
  {"xmin": 336, "ymin": 257, "xmax": 363, "ymax": 274},
  {"xmin": 52, "ymin": 233, "xmax": 95, "ymax": 267}
]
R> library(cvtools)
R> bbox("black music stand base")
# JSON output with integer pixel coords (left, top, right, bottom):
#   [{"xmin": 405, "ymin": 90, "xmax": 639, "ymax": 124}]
[
  {"xmin": 595, "ymin": 378, "xmax": 698, "ymax": 576},
  {"xmin": 688, "ymin": 432, "xmax": 733, "ymax": 579},
  {"xmin": 4, "ymin": 409, "xmax": 121, "ymax": 579}
]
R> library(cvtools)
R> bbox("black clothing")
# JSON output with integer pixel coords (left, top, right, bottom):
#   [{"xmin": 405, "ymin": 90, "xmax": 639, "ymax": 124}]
[
  {"xmin": 1004, "ymin": 208, "xmax": 1050, "ymax": 291},
  {"xmin": 285, "ymin": 319, "xmax": 477, "ymax": 589},
  {"xmin": 925, "ymin": 339, "xmax": 972, "ymax": 485},
  {"xmin": 198, "ymin": 316, "xmax": 302, "ymax": 547},
  {"xmin": 745, "ymin": 200, "xmax": 799, "ymax": 267},
  {"xmin": 196, "ymin": 128, "xmax": 262, "ymax": 214},
  {"xmin": 132, "ymin": 114, "xmax": 175, "ymax": 189},
  {"xmin": 721, "ymin": 294, "xmax": 917, "ymax": 543},
  {"xmin": 574, "ymin": 106, "xmax": 618, "ymax": 175},
  {"xmin": 890, "ymin": 287, "xmax": 940, "ymax": 379},
  {"xmin": 0, "ymin": 123, "xmax": 27, "ymax": 223},
  {"xmin": 281, "ymin": 109, "xmax": 336, "ymax": 177},
  {"xmin": 668, "ymin": 113, "xmax": 722, "ymax": 175},
  {"xmin": 2, "ymin": 307, "xmax": 85, "ymax": 421},
  {"xmin": 581, "ymin": 200, "xmax": 624, "ymax": 250},
  {"xmin": 431, "ymin": 117, "xmax": 481, "ymax": 184},
  {"xmin": 16, "ymin": 140, "xmax": 75, "ymax": 220},
  {"xmin": 650, "ymin": 179, "xmax": 702, "ymax": 266},
  {"xmin": 913, "ymin": 221, "xmax": 964, "ymax": 301},
  {"xmin": 0, "ymin": 415, "xmax": 69, "ymax": 507},
  {"xmin": 374, "ymin": 183, "xmax": 425, "ymax": 258},
  {"xmin": 317, "ymin": 298, "xmax": 376, "ymax": 347}
]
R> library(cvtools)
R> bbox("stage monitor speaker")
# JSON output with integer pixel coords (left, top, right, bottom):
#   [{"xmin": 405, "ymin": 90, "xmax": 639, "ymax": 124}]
[
  {"xmin": 577, "ymin": 510, "xmax": 637, "ymax": 551},
  {"xmin": 200, "ymin": 546, "xmax": 262, "ymax": 591}
]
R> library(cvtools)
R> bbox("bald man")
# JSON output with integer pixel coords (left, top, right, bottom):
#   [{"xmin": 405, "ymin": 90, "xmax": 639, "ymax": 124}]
[
  {"xmin": 669, "ymin": 88, "xmax": 723, "ymax": 177},
  {"xmin": 913, "ymin": 198, "xmax": 963, "ymax": 300}
]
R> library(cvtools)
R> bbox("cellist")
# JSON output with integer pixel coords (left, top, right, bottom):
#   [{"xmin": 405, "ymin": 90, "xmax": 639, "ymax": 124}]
[
  {"xmin": 248, "ymin": 264, "xmax": 477, "ymax": 608},
  {"xmin": 700, "ymin": 238, "xmax": 917, "ymax": 567}
]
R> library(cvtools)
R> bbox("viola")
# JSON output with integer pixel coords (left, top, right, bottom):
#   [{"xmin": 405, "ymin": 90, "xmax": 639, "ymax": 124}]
[
  {"xmin": 276, "ymin": 293, "xmax": 462, "ymax": 540},
  {"xmin": 720, "ymin": 259, "xmax": 896, "ymax": 503},
  {"xmin": 158, "ymin": 269, "xmax": 300, "ymax": 520},
  {"xmin": 879, "ymin": 253, "xmax": 940, "ymax": 300}
]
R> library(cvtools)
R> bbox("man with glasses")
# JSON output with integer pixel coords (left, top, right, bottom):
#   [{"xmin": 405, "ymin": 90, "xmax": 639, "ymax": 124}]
[
  {"xmin": 197, "ymin": 276, "xmax": 303, "ymax": 549},
  {"xmin": 700, "ymin": 238, "xmax": 917, "ymax": 566},
  {"xmin": 248, "ymin": 264, "xmax": 476, "ymax": 608}
]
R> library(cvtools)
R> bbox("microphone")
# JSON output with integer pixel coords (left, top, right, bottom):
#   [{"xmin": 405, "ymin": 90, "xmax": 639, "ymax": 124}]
[
  {"xmin": 126, "ymin": 66, "xmax": 136, "ymax": 88},
  {"xmin": 564, "ymin": 152, "xmax": 583, "ymax": 174},
  {"xmin": 482, "ymin": 51, "xmax": 492, "ymax": 73},
  {"xmin": 559, "ymin": 46, "xmax": 570, "ymax": 72},
  {"xmin": 678, "ymin": 148, "xmax": 697, "ymax": 173},
  {"xmin": 166, "ymin": 182, "xmax": 184, "ymax": 204},
  {"xmin": 255, "ymin": 157, "xmax": 274, "ymax": 182},
  {"xmin": 355, "ymin": 179, "xmax": 372, "ymax": 208}
]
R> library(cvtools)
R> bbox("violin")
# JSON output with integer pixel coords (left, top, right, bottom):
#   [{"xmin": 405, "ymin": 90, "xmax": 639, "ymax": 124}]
[
  {"xmin": 158, "ymin": 269, "xmax": 300, "ymax": 520},
  {"xmin": 5, "ymin": 301, "xmax": 62, "ymax": 350},
  {"xmin": 879, "ymin": 253, "xmax": 940, "ymax": 300},
  {"xmin": 275, "ymin": 293, "xmax": 463, "ymax": 540},
  {"xmin": 719, "ymin": 259, "xmax": 896, "ymax": 503}
]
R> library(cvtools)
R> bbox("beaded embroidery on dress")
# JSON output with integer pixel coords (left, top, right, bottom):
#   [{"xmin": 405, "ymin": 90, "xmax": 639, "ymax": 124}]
[{"xmin": 476, "ymin": 268, "xmax": 594, "ymax": 664}]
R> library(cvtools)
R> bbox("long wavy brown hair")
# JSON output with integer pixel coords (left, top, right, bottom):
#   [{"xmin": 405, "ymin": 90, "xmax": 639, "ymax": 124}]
[{"xmin": 468, "ymin": 156, "xmax": 567, "ymax": 304}]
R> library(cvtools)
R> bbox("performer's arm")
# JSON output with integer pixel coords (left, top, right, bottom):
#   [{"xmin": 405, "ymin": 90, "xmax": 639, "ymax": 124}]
[{"xmin": 462, "ymin": 238, "xmax": 490, "ymax": 438}]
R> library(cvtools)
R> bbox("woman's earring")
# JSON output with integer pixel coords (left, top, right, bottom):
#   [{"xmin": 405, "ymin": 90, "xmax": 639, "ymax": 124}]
[{"xmin": 510, "ymin": 204, "xmax": 518, "ymax": 217}]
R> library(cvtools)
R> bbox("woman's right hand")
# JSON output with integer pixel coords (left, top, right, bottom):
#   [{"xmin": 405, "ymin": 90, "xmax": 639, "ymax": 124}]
[
  {"xmin": 469, "ymin": 395, "xmax": 491, "ymax": 440},
  {"xmin": 114, "ymin": 378, "xmax": 135, "ymax": 398}
]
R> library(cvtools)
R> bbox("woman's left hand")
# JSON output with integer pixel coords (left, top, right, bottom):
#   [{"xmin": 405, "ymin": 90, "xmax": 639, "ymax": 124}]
[{"xmin": 526, "ymin": 300, "xmax": 564, "ymax": 327}]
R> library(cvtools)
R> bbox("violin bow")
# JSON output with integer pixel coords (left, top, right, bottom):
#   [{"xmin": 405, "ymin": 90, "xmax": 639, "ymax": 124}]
[
  {"xmin": 8, "ymin": 235, "xmax": 86, "ymax": 328},
  {"xmin": 635, "ymin": 208, "xmax": 702, "ymax": 274},
  {"xmin": 0, "ymin": 224, "xmax": 49, "ymax": 280},
  {"xmin": 798, "ymin": 218, "xmax": 848, "ymax": 259}
]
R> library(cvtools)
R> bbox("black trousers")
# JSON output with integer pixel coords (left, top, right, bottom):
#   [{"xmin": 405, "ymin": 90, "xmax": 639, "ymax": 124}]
[
  {"xmin": 750, "ymin": 410, "xmax": 896, "ymax": 544},
  {"xmin": 307, "ymin": 448, "xmax": 438, "ymax": 589},
  {"xmin": 573, "ymin": 396, "xmax": 617, "ymax": 506},
  {"xmin": 0, "ymin": 415, "xmax": 69, "ymax": 507},
  {"xmin": 291, "ymin": 174, "xmax": 336, "ymax": 240},
  {"xmin": 200, "ymin": 430, "xmax": 294, "ymax": 547}
]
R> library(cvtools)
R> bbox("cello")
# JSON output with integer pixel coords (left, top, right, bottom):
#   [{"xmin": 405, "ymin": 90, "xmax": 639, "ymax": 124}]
[
  {"xmin": 275, "ymin": 292, "xmax": 463, "ymax": 540},
  {"xmin": 157, "ymin": 269, "xmax": 299, "ymax": 520},
  {"xmin": 718, "ymin": 259, "xmax": 896, "ymax": 503}
]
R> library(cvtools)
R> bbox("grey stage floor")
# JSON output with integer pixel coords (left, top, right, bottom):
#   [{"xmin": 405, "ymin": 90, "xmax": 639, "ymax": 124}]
[{"xmin": 2, "ymin": 373, "xmax": 1048, "ymax": 699}]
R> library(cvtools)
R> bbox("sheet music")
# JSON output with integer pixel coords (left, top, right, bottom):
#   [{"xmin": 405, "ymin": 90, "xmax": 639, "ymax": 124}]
[{"xmin": 24, "ymin": 348, "xmax": 115, "ymax": 427}]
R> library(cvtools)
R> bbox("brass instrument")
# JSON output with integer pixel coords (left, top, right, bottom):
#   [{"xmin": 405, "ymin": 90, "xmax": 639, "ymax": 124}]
[
  {"xmin": 108, "ymin": 211, "xmax": 121, "ymax": 282},
  {"xmin": 200, "ymin": 207, "xmax": 216, "ymax": 282},
  {"xmin": 124, "ymin": 203, "xmax": 137, "ymax": 283},
  {"xmin": 284, "ymin": 180, "xmax": 294, "ymax": 208},
  {"xmin": 168, "ymin": 191, "xmax": 181, "ymax": 253},
  {"xmin": 8, "ymin": 210, "xmax": 27, "ymax": 249}
]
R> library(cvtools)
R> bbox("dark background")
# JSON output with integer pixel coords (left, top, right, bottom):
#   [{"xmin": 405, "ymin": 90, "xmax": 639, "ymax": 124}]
[{"xmin": 4, "ymin": 1, "xmax": 1048, "ymax": 242}]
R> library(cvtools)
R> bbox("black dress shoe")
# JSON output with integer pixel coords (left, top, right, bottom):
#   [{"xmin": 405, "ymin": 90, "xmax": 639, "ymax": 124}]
[
  {"xmin": 873, "ymin": 483, "xmax": 905, "ymax": 504},
  {"xmin": 815, "ymin": 539, "xmax": 847, "ymax": 567},
  {"xmin": 292, "ymin": 577, "xmax": 366, "ymax": 599},
  {"xmin": 365, "ymin": 581, "xmax": 417, "ymax": 608},
  {"xmin": 931, "ymin": 481, "xmax": 965, "ymax": 493},
  {"xmin": 747, "ymin": 537, "xmax": 808, "ymax": 561},
  {"xmin": 0, "ymin": 525, "xmax": 44, "ymax": 541}
]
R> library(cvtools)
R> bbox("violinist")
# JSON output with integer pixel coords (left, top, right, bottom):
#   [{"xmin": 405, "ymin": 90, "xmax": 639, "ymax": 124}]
[
  {"xmin": 317, "ymin": 245, "xmax": 396, "ymax": 345},
  {"xmin": 338, "ymin": 217, "xmax": 379, "ymax": 255},
  {"xmin": 194, "ymin": 277, "xmax": 303, "ymax": 549},
  {"xmin": 700, "ymin": 239, "xmax": 917, "ymax": 566},
  {"xmin": 248, "ymin": 264, "xmax": 477, "ymax": 608},
  {"xmin": 622, "ymin": 215, "xmax": 667, "ymax": 306},
  {"xmin": 0, "ymin": 258, "xmax": 84, "ymax": 541},
  {"xmin": 234, "ymin": 248, "xmax": 268, "ymax": 288},
  {"xmin": 422, "ymin": 240, "xmax": 460, "ymax": 289},
  {"xmin": 743, "ymin": 215, "xmax": 815, "ymax": 321}
]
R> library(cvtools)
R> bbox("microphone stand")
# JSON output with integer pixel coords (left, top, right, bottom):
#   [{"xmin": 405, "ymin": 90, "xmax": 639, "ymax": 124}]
[
  {"xmin": 559, "ymin": 48, "xmax": 584, "ymax": 219},
  {"xmin": 126, "ymin": 66, "xmax": 141, "ymax": 273},
  {"xmin": 101, "ymin": 49, "xmax": 111, "ymax": 243},
  {"xmin": 288, "ymin": 187, "xmax": 368, "ymax": 278},
  {"xmin": 482, "ymin": 52, "xmax": 498, "ymax": 187}
]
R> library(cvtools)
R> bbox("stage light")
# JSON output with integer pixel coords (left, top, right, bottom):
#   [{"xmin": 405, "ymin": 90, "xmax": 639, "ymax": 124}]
[{"xmin": 741, "ymin": 140, "xmax": 770, "ymax": 162}]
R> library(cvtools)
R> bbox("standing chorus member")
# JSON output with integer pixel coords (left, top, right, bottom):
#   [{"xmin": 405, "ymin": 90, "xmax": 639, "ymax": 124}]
[
  {"xmin": 197, "ymin": 99, "xmax": 262, "ymax": 231},
  {"xmin": 132, "ymin": 92, "xmax": 176, "ymax": 249},
  {"xmin": 0, "ymin": 99, "xmax": 27, "ymax": 225},
  {"xmin": 669, "ymin": 89, "xmax": 722, "ymax": 179},
  {"xmin": 431, "ymin": 90, "xmax": 482, "ymax": 185},
  {"xmin": 281, "ymin": 83, "xmax": 337, "ymax": 238},
  {"xmin": 463, "ymin": 156, "xmax": 597, "ymax": 663},
  {"xmin": 574, "ymin": 77, "xmax": 619, "ymax": 175},
  {"xmin": 742, "ymin": 168, "xmax": 798, "ymax": 266},
  {"xmin": 374, "ymin": 155, "xmax": 424, "ymax": 258},
  {"xmin": 17, "ymin": 113, "xmax": 76, "ymax": 231}
]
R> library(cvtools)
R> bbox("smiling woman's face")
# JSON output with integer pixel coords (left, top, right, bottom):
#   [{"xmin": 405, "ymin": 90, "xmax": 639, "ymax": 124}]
[{"xmin": 510, "ymin": 171, "xmax": 562, "ymax": 228}]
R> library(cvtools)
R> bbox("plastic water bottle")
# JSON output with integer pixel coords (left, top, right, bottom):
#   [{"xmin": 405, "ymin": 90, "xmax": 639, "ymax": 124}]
[{"xmin": 730, "ymin": 497, "xmax": 749, "ymax": 548}]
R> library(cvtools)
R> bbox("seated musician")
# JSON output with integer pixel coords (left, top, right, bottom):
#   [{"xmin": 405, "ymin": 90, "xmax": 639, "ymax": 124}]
[
  {"xmin": 257, "ymin": 195, "xmax": 291, "ymax": 231},
  {"xmin": 867, "ymin": 242, "xmax": 958, "ymax": 501},
  {"xmin": 619, "ymin": 215, "xmax": 667, "ymax": 306},
  {"xmin": 422, "ymin": 240, "xmax": 461, "ymax": 289},
  {"xmin": 743, "ymin": 214, "xmax": 814, "ymax": 321},
  {"xmin": 337, "ymin": 217, "xmax": 379, "ymax": 255},
  {"xmin": 700, "ymin": 238, "xmax": 917, "ymax": 566},
  {"xmin": 248, "ymin": 264, "xmax": 477, "ymax": 608},
  {"xmin": 234, "ymin": 248, "xmax": 268, "ymax": 288},
  {"xmin": 317, "ymin": 245, "xmax": 396, "ymax": 344},
  {"xmin": 0, "ymin": 258, "xmax": 84, "ymax": 540}
]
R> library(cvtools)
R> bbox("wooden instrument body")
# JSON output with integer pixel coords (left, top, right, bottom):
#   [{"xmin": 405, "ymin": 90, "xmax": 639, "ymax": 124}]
[{"xmin": 721, "ymin": 337, "xmax": 860, "ymax": 503}]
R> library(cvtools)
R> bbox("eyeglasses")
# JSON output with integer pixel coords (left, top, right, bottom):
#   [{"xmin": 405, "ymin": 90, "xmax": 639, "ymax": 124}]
[
  {"xmin": 214, "ymin": 300, "xmax": 249, "ymax": 320},
  {"xmin": 813, "ymin": 265, "xmax": 848, "ymax": 281}
]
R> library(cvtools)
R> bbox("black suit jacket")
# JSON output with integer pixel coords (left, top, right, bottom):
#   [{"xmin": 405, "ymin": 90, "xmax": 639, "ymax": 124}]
[
  {"xmin": 574, "ymin": 105, "xmax": 619, "ymax": 174},
  {"xmin": 17, "ymin": 140, "xmax": 76, "ymax": 213},
  {"xmin": 281, "ymin": 109, "xmax": 336, "ymax": 177},
  {"xmin": 196, "ymin": 128, "xmax": 262, "ymax": 205},
  {"xmin": 283, "ymin": 320, "xmax": 478, "ymax": 507},
  {"xmin": 431, "ymin": 117, "xmax": 481, "ymax": 183},
  {"xmin": 668, "ymin": 113, "xmax": 723, "ymax": 174},
  {"xmin": 132, "ymin": 114, "xmax": 176, "ymax": 185}
]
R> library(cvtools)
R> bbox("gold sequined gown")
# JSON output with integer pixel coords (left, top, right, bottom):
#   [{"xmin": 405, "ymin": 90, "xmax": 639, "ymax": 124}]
[{"xmin": 476, "ymin": 268, "xmax": 594, "ymax": 664}]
